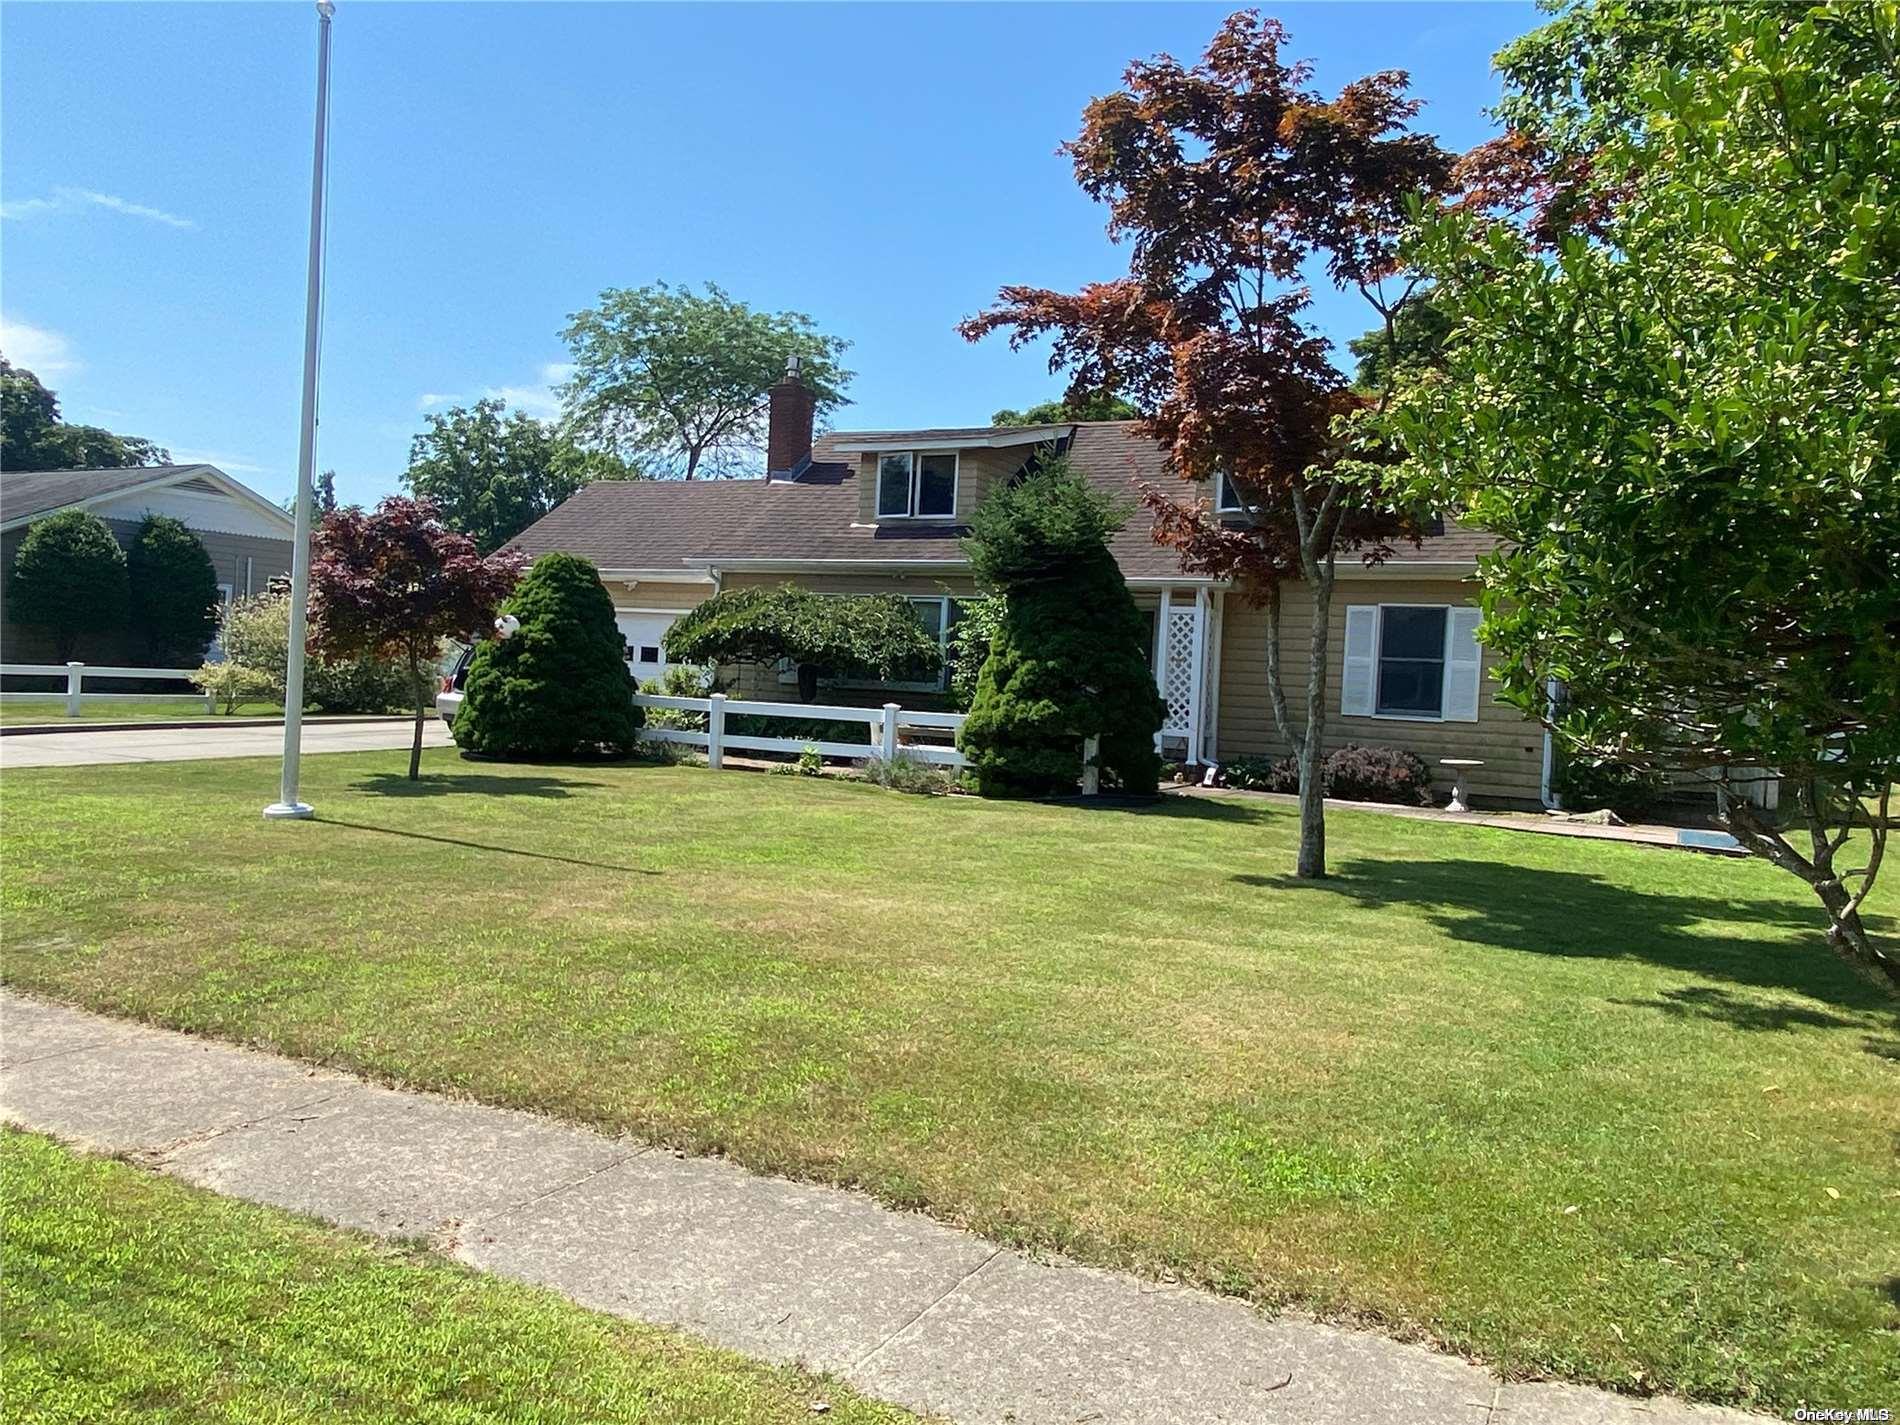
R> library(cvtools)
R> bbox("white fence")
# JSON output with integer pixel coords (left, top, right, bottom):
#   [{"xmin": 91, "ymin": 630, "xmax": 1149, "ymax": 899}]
[
  {"xmin": 632, "ymin": 693, "xmax": 966, "ymax": 774},
  {"xmin": 0, "ymin": 661, "xmax": 212, "ymax": 716}
]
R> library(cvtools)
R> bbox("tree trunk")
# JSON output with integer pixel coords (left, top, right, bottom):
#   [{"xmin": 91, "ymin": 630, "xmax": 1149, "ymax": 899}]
[
  {"xmin": 1723, "ymin": 793, "xmax": 1898, "ymax": 990},
  {"xmin": 1294, "ymin": 563, "xmax": 1337, "ymax": 879},
  {"xmin": 408, "ymin": 652, "xmax": 425, "ymax": 781}
]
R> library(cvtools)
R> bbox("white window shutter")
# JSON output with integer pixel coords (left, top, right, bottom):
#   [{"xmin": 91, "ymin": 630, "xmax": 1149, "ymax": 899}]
[
  {"xmin": 1341, "ymin": 605, "xmax": 1377, "ymax": 716},
  {"xmin": 1443, "ymin": 605, "xmax": 1483, "ymax": 723}
]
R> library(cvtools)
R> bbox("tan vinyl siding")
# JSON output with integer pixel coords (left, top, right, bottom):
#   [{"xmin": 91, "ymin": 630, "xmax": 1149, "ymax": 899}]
[
  {"xmin": 1215, "ymin": 576, "xmax": 1548, "ymax": 806},
  {"xmin": 597, "ymin": 578, "xmax": 715, "ymax": 612},
  {"xmin": 854, "ymin": 446, "xmax": 1020, "ymax": 526}
]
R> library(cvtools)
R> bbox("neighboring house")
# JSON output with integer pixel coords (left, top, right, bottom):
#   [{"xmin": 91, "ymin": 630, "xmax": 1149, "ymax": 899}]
[
  {"xmin": 0, "ymin": 464, "xmax": 296, "ymax": 664},
  {"xmin": 512, "ymin": 365, "xmax": 1553, "ymax": 807}
]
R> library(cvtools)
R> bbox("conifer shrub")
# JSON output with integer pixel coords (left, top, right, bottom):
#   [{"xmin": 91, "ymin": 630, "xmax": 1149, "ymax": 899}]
[
  {"xmin": 127, "ymin": 514, "xmax": 219, "ymax": 665},
  {"xmin": 452, "ymin": 552, "xmax": 642, "ymax": 759},
  {"xmin": 7, "ymin": 509, "xmax": 129, "ymax": 660},
  {"xmin": 957, "ymin": 456, "xmax": 1163, "ymax": 797}
]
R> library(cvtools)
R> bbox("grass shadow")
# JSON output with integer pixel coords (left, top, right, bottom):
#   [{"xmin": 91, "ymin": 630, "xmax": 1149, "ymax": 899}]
[
  {"xmin": 353, "ymin": 772, "xmax": 608, "ymax": 799},
  {"xmin": 318, "ymin": 817, "xmax": 658, "ymax": 876},
  {"xmin": 1236, "ymin": 857, "xmax": 1898, "ymax": 1019}
]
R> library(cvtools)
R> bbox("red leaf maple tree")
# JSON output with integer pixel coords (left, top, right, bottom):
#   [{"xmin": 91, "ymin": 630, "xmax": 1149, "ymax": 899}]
[
  {"xmin": 309, "ymin": 496, "xmax": 525, "ymax": 780},
  {"xmin": 960, "ymin": 11, "xmax": 1454, "ymax": 877}
]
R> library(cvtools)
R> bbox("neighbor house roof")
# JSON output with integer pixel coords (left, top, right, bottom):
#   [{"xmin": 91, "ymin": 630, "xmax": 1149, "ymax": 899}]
[
  {"xmin": 507, "ymin": 421, "xmax": 1491, "ymax": 582},
  {"xmin": 0, "ymin": 463, "xmax": 295, "ymax": 537}
]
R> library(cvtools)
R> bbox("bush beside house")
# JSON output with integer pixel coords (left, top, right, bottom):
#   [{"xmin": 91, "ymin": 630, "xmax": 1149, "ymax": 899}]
[
  {"xmin": 452, "ymin": 552, "xmax": 642, "ymax": 759},
  {"xmin": 127, "ymin": 514, "xmax": 220, "ymax": 666},
  {"xmin": 6, "ymin": 510, "xmax": 129, "ymax": 661},
  {"xmin": 958, "ymin": 459, "xmax": 1163, "ymax": 797}
]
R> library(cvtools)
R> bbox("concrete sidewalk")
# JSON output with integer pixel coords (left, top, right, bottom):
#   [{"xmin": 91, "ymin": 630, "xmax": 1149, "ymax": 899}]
[
  {"xmin": 0, "ymin": 992, "xmax": 1760, "ymax": 1425},
  {"xmin": 0, "ymin": 718, "xmax": 452, "ymax": 767}
]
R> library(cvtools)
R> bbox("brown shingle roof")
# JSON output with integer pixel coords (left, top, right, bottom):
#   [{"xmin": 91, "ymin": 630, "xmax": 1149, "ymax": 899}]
[{"xmin": 506, "ymin": 423, "xmax": 1492, "ymax": 579}]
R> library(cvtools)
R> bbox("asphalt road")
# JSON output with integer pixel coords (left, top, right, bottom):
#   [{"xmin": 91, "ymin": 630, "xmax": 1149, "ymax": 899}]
[{"xmin": 0, "ymin": 719, "xmax": 454, "ymax": 769}]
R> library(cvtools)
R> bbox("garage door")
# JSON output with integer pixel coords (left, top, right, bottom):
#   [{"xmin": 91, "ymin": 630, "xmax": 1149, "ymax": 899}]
[{"xmin": 615, "ymin": 612, "xmax": 679, "ymax": 684}]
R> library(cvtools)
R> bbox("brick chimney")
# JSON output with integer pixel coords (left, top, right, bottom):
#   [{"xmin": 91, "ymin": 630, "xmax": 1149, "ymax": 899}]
[{"xmin": 765, "ymin": 355, "xmax": 815, "ymax": 482}]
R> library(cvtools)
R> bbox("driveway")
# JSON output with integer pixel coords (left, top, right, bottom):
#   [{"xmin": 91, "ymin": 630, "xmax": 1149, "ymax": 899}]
[{"xmin": 0, "ymin": 719, "xmax": 454, "ymax": 769}]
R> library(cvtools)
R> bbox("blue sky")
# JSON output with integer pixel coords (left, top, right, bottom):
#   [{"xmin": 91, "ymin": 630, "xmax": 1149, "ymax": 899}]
[{"xmin": 2, "ymin": 1, "xmax": 1536, "ymax": 508}]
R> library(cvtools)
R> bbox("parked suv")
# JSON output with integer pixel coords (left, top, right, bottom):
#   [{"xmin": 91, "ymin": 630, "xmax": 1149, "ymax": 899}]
[{"xmin": 436, "ymin": 642, "xmax": 473, "ymax": 724}]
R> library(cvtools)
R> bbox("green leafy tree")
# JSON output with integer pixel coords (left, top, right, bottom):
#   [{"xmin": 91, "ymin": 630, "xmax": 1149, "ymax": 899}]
[
  {"xmin": 452, "ymin": 552, "xmax": 642, "ymax": 761},
  {"xmin": 560, "ymin": 282, "xmax": 852, "ymax": 479},
  {"xmin": 126, "ymin": 515, "xmax": 220, "ymax": 665},
  {"xmin": 405, "ymin": 398, "xmax": 634, "ymax": 554},
  {"xmin": 663, "ymin": 585, "xmax": 941, "ymax": 702},
  {"xmin": 957, "ymin": 458, "xmax": 1163, "ymax": 797},
  {"xmin": 1385, "ymin": 0, "xmax": 1899, "ymax": 986},
  {"xmin": 0, "ymin": 357, "xmax": 168, "ymax": 470},
  {"xmin": 6, "ymin": 509, "xmax": 128, "ymax": 659},
  {"xmin": 1347, "ymin": 294, "xmax": 1451, "ymax": 393},
  {"xmin": 991, "ymin": 392, "xmax": 1138, "ymax": 425}
]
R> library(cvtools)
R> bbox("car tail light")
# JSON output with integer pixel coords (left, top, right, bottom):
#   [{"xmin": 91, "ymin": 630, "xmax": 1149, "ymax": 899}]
[{"xmin": 439, "ymin": 676, "xmax": 453, "ymax": 693}]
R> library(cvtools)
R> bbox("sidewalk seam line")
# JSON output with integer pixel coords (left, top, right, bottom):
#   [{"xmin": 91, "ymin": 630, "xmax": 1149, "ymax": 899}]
[
  {"xmin": 0, "ymin": 1038, "xmax": 116, "ymax": 1070},
  {"xmin": 849, "ymin": 1245, "xmax": 1003, "ymax": 1373},
  {"xmin": 475, "ymin": 1144, "xmax": 654, "ymax": 1227}
]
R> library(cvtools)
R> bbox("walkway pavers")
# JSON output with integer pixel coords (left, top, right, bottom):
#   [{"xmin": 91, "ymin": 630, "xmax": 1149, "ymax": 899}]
[{"xmin": 0, "ymin": 991, "xmax": 1764, "ymax": 1425}]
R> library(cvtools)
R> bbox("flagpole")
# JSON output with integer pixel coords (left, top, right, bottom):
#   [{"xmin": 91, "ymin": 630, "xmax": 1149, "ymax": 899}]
[{"xmin": 265, "ymin": 0, "xmax": 335, "ymax": 821}]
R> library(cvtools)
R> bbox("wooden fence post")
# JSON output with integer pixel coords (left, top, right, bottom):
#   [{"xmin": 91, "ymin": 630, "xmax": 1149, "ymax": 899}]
[
  {"xmin": 707, "ymin": 693, "xmax": 727, "ymax": 769},
  {"xmin": 1082, "ymin": 735, "xmax": 1101, "ymax": 796},
  {"xmin": 65, "ymin": 662, "xmax": 84, "ymax": 718}
]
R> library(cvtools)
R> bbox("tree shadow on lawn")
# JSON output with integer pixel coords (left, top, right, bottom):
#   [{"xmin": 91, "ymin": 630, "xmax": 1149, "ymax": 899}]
[
  {"xmin": 351, "ymin": 772, "xmax": 609, "ymax": 799},
  {"xmin": 1234, "ymin": 856, "xmax": 1899, "ymax": 1025}
]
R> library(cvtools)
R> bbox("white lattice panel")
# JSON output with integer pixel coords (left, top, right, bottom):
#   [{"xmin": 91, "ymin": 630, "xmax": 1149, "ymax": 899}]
[{"xmin": 1161, "ymin": 606, "xmax": 1198, "ymax": 735}]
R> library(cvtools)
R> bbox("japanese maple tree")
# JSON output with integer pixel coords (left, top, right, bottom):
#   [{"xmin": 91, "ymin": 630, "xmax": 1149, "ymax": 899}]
[
  {"xmin": 309, "ymin": 496, "xmax": 524, "ymax": 780},
  {"xmin": 960, "ymin": 11, "xmax": 1452, "ymax": 877}
]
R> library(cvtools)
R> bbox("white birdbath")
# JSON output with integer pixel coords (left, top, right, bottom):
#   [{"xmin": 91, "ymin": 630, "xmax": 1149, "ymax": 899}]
[{"xmin": 1440, "ymin": 758, "xmax": 1485, "ymax": 813}]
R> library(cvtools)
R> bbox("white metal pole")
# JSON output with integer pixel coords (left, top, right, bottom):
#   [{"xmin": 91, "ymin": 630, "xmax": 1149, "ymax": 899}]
[{"xmin": 265, "ymin": 0, "xmax": 335, "ymax": 821}]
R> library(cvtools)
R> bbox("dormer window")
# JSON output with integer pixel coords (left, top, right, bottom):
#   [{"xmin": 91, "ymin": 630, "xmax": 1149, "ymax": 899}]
[
  {"xmin": 876, "ymin": 451, "xmax": 958, "ymax": 519},
  {"xmin": 1216, "ymin": 470, "xmax": 1245, "ymax": 513}
]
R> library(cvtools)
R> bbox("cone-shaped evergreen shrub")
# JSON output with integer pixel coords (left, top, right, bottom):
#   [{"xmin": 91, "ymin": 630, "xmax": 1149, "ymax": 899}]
[
  {"xmin": 128, "ymin": 514, "xmax": 219, "ymax": 665},
  {"xmin": 957, "ymin": 457, "xmax": 1164, "ymax": 797},
  {"xmin": 452, "ymin": 552, "xmax": 642, "ymax": 759}
]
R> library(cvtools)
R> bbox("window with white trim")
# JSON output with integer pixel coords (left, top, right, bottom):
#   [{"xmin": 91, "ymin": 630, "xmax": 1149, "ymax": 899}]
[
  {"xmin": 1376, "ymin": 606, "xmax": 1448, "ymax": 716},
  {"xmin": 1341, "ymin": 602, "xmax": 1483, "ymax": 723},
  {"xmin": 876, "ymin": 451, "xmax": 958, "ymax": 519}
]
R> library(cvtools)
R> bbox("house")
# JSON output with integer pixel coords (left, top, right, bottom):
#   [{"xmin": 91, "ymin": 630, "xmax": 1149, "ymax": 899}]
[
  {"xmin": 0, "ymin": 463, "xmax": 296, "ymax": 664},
  {"xmin": 511, "ymin": 365, "xmax": 1553, "ymax": 808}
]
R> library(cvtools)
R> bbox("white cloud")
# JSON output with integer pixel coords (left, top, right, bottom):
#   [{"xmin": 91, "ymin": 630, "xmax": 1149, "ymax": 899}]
[
  {"xmin": 483, "ymin": 383, "xmax": 562, "ymax": 419},
  {"xmin": 1, "ymin": 186, "xmax": 195, "ymax": 230},
  {"xmin": 415, "ymin": 364, "xmax": 572, "ymax": 421},
  {"xmin": 170, "ymin": 449, "xmax": 268, "ymax": 475},
  {"xmin": 0, "ymin": 317, "xmax": 81, "ymax": 377}
]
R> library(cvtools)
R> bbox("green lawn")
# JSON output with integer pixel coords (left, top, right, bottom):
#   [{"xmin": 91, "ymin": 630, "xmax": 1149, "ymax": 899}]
[
  {"xmin": 0, "ymin": 1129, "xmax": 919, "ymax": 1424},
  {"xmin": 0, "ymin": 699, "xmax": 282, "ymax": 725},
  {"xmin": 3, "ymin": 751, "xmax": 1895, "ymax": 1411}
]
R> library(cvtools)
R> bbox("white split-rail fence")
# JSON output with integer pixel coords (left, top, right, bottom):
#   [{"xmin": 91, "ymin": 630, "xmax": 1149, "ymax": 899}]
[
  {"xmin": 631, "ymin": 692, "xmax": 966, "ymax": 779},
  {"xmin": 0, "ymin": 662, "xmax": 212, "ymax": 716}
]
